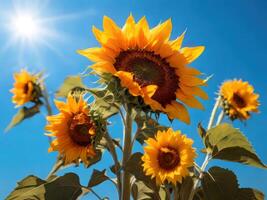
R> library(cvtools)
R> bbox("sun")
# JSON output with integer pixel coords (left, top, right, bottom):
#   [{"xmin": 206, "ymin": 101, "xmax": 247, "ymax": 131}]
[
  {"xmin": 12, "ymin": 14, "xmax": 39, "ymax": 39},
  {"xmin": 11, "ymin": 13, "xmax": 40, "ymax": 41}
]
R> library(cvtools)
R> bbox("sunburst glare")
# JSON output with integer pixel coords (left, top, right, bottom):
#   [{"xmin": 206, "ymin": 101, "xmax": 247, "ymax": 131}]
[{"xmin": 11, "ymin": 13, "xmax": 40, "ymax": 40}]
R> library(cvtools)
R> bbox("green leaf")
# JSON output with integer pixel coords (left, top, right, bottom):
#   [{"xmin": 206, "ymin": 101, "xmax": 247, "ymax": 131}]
[
  {"xmin": 55, "ymin": 75, "xmax": 87, "ymax": 98},
  {"xmin": 201, "ymin": 166, "xmax": 239, "ymax": 200},
  {"xmin": 204, "ymin": 123, "xmax": 267, "ymax": 169},
  {"xmin": 5, "ymin": 105, "xmax": 40, "ymax": 132},
  {"xmin": 237, "ymin": 188, "xmax": 264, "ymax": 200},
  {"xmin": 6, "ymin": 173, "xmax": 83, "ymax": 200},
  {"xmin": 201, "ymin": 166, "xmax": 264, "ymax": 200},
  {"xmin": 134, "ymin": 112, "xmax": 168, "ymax": 144},
  {"xmin": 131, "ymin": 181, "xmax": 154, "ymax": 200},
  {"xmin": 197, "ymin": 123, "xmax": 206, "ymax": 139},
  {"xmin": 131, "ymin": 181, "xmax": 166, "ymax": 200},
  {"xmin": 125, "ymin": 153, "xmax": 158, "ymax": 192},
  {"xmin": 84, "ymin": 150, "xmax": 102, "ymax": 168},
  {"xmin": 90, "ymin": 88, "xmax": 119, "ymax": 119},
  {"xmin": 177, "ymin": 176, "xmax": 194, "ymax": 200},
  {"xmin": 88, "ymin": 169, "xmax": 109, "ymax": 188}
]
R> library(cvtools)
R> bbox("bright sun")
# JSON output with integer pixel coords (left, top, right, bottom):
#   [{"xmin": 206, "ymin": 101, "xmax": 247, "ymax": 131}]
[{"xmin": 11, "ymin": 13, "xmax": 40, "ymax": 40}]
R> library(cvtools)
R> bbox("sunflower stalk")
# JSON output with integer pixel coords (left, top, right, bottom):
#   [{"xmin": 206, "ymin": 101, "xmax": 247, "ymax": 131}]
[
  {"xmin": 188, "ymin": 96, "xmax": 222, "ymax": 200},
  {"xmin": 46, "ymin": 158, "xmax": 64, "ymax": 180},
  {"xmin": 121, "ymin": 103, "xmax": 133, "ymax": 200},
  {"xmin": 104, "ymin": 131, "xmax": 122, "ymax": 198}
]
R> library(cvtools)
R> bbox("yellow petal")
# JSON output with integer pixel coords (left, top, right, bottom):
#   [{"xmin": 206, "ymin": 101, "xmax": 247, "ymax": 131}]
[
  {"xmin": 90, "ymin": 62, "xmax": 116, "ymax": 74},
  {"xmin": 77, "ymin": 47, "xmax": 115, "ymax": 63},
  {"xmin": 103, "ymin": 16, "xmax": 121, "ymax": 35},
  {"xmin": 115, "ymin": 71, "xmax": 141, "ymax": 96},
  {"xmin": 176, "ymin": 90, "xmax": 204, "ymax": 110},
  {"xmin": 165, "ymin": 101, "xmax": 190, "ymax": 124},
  {"xmin": 180, "ymin": 46, "xmax": 205, "ymax": 63},
  {"xmin": 169, "ymin": 30, "xmax": 186, "ymax": 51}
]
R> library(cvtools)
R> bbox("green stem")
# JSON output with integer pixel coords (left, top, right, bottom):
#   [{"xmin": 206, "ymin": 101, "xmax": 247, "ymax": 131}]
[
  {"xmin": 188, "ymin": 97, "xmax": 222, "ymax": 200},
  {"xmin": 121, "ymin": 104, "xmax": 133, "ymax": 200},
  {"xmin": 173, "ymin": 185, "xmax": 179, "ymax": 200},
  {"xmin": 46, "ymin": 158, "xmax": 63, "ymax": 180},
  {"xmin": 104, "ymin": 132, "xmax": 122, "ymax": 199}
]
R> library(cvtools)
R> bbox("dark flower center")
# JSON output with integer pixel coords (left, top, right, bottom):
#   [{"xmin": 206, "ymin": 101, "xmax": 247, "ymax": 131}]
[
  {"xmin": 233, "ymin": 93, "xmax": 246, "ymax": 108},
  {"xmin": 24, "ymin": 82, "xmax": 32, "ymax": 94},
  {"xmin": 158, "ymin": 147, "xmax": 180, "ymax": 170},
  {"xmin": 69, "ymin": 113, "xmax": 95, "ymax": 146},
  {"xmin": 114, "ymin": 49, "xmax": 179, "ymax": 107}
]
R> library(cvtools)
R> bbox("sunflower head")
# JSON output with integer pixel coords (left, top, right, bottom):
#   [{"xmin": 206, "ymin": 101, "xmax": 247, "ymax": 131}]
[
  {"xmin": 78, "ymin": 15, "xmax": 208, "ymax": 124},
  {"xmin": 142, "ymin": 128, "xmax": 196, "ymax": 185},
  {"xmin": 10, "ymin": 69, "xmax": 42, "ymax": 107},
  {"xmin": 46, "ymin": 95, "xmax": 104, "ymax": 166},
  {"xmin": 220, "ymin": 79, "xmax": 260, "ymax": 121}
]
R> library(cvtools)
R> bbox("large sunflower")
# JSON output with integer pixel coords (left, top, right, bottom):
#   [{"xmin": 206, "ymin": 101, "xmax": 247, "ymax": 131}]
[
  {"xmin": 78, "ymin": 15, "xmax": 208, "ymax": 124},
  {"xmin": 10, "ymin": 69, "xmax": 39, "ymax": 106},
  {"xmin": 142, "ymin": 128, "xmax": 196, "ymax": 185},
  {"xmin": 46, "ymin": 95, "xmax": 97, "ymax": 165},
  {"xmin": 220, "ymin": 79, "xmax": 259, "ymax": 120}
]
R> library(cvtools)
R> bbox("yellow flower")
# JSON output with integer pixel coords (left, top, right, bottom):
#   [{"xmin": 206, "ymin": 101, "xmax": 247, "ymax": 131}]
[
  {"xmin": 46, "ymin": 95, "xmax": 96, "ymax": 165},
  {"xmin": 220, "ymin": 79, "xmax": 259, "ymax": 120},
  {"xmin": 142, "ymin": 128, "xmax": 196, "ymax": 185},
  {"xmin": 78, "ymin": 15, "xmax": 208, "ymax": 124},
  {"xmin": 10, "ymin": 69, "xmax": 39, "ymax": 106}
]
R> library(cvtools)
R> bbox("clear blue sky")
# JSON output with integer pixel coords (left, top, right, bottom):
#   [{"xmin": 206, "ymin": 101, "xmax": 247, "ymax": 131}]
[{"xmin": 0, "ymin": 0, "xmax": 267, "ymax": 199}]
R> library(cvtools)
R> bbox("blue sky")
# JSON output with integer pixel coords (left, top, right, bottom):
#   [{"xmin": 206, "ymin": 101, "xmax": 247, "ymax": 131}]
[{"xmin": 0, "ymin": 0, "xmax": 267, "ymax": 199}]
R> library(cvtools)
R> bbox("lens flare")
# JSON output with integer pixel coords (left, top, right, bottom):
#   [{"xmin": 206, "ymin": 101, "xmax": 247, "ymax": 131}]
[{"xmin": 11, "ymin": 13, "xmax": 40, "ymax": 40}]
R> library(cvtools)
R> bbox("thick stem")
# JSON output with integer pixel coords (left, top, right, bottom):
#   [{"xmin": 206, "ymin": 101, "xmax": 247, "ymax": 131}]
[
  {"xmin": 46, "ymin": 158, "xmax": 63, "ymax": 180},
  {"xmin": 216, "ymin": 110, "xmax": 225, "ymax": 125},
  {"xmin": 121, "ymin": 104, "xmax": 133, "ymax": 200},
  {"xmin": 105, "ymin": 132, "xmax": 122, "ymax": 199},
  {"xmin": 188, "ymin": 97, "xmax": 222, "ymax": 200},
  {"xmin": 207, "ymin": 96, "xmax": 221, "ymax": 129}
]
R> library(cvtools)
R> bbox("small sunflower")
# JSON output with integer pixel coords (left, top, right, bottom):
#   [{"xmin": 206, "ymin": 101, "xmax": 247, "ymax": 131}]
[
  {"xmin": 10, "ymin": 69, "xmax": 41, "ymax": 106},
  {"xmin": 142, "ymin": 128, "xmax": 196, "ymax": 185},
  {"xmin": 46, "ymin": 95, "xmax": 97, "ymax": 165},
  {"xmin": 78, "ymin": 15, "xmax": 208, "ymax": 124},
  {"xmin": 220, "ymin": 79, "xmax": 259, "ymax": 120}
]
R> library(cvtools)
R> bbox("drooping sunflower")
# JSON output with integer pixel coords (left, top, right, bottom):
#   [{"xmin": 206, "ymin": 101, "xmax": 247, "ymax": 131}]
[
  {"xmin": 78, "ymin": 15, "xmax": 208, "ymax": 124},
  {"xmin": 142, "ymin": 128, "xmax": 196, "ymax": 185},
  {"xmin": 46, "ymin": 95, "xmax": 97, "ymax": 165},
  {"xmin": 10, "ymin": 69, "xmax": 41, "ymax": 106},
  {"xmin": 220, "ymin": 79, "xmax": 259, "ymax": 120}
]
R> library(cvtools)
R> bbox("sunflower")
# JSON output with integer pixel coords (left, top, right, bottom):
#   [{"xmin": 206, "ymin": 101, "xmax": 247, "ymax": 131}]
[
  {"xmin": 46, "ymin": 95, "xmax": 97, "ymax": 165},
  {"xmin": 220, "ymin": 79, "xmax": 259, "ymax": 120},
  {"xmin": 142, "ymin": 128, "xmax": 196, "ymax": 185},
  {"xmin": 78, "ymin": 15, "xmax": 208, "ymax": 124},
  {"xmin": 10, "ymin": 69, "xmax": 40, "ymax": 106}
]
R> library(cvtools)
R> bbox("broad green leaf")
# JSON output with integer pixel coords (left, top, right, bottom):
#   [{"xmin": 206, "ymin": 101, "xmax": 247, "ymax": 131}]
[
  {"xmin": 88, "ymin": 169, "xmax": 109, "ymax": 188},
  {"xmin": 197, "ymin": 123, "xmax": 206, "ymax": 139},
  {"xmin": 131, "ymin": 181, "xmax": 166, "ymax": 200},
  {"xmin": 205, "ymin": 123, "xmax": 267, "ymax": 168},
  {"xmin": 201, "ymin": 166, "xmax": 239, "ymax": 200},
  {"xmin": 125, "ymin": 153, "xmax": 158, "ymax": 192},
  {"xmin": 201, "ymin": 166, "xmax": 264, "ymax": 200},
  {"xmin": 55, "ymin": 75, "xmax": 87, "ymax": 98},
  {"xmin": 131, "ymin": 181, "xmax": 154, "ymax": 200},
  {"xmin": 5, "ymin": 105, "xmax": 40, "ymax": 132},
  {"xmin": 90, "ymin": 88, "xmax": 119, "ymax": 119},
  {"xmin": 6, "ymin": 173, "xmax": 83, "ymax": 200},
  {"xmin": 134, "ymin": 112, "xmax": 167, "ymax": 144},
  {"xmin": 84, "ymin": 150, "xmax": 102, "ymax": 168},
  {"xmin": 177, "ymin": 176, "xmax": 194, "ymax": 200},
  {"xmin": 236, "ymin": 188, "xmax": 264, "ymax": 200}
]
